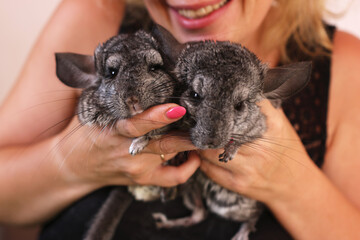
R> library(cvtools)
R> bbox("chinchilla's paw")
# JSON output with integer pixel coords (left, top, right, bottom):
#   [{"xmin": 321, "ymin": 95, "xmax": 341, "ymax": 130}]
[
  {"xmin": 219, "ymin": 144, "xmax": 238, "ymax": 162},
  {"xmin": 219, "ymin": 151, "xmax": 233, "ymax": 162},
  {"xmin": 129, "ymin": 135, "xmax": 149, "ymax": 155}
]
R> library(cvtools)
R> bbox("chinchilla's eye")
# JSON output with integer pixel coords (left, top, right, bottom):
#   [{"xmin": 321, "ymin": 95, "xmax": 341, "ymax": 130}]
[
  {"xmin": 106, "ymin": 67, "xmax": 118, "ymax": 78},
  {"xmin": 105, "ymin": 55, "xmax": 120, "ymax": 78},
  {"xmin": 148, "ymin": 64, "xmax": 162, "ymax": 72},
  {"xmin": 234, "ymin": 101, "xmax": 244, "ymax": 111},
  {"xmin": 190, "ymin": 91, "xmax": 201, "ymax": 100}
]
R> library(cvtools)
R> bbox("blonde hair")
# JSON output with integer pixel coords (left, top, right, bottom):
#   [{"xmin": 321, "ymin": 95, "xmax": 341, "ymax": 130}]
[
  {"xmin": 263, "ymin": 0, "xmax": 333, "ymax": 63},
  {"xmin": 103, "ymin": 0, "xmax": 333, "ymax": 63}
]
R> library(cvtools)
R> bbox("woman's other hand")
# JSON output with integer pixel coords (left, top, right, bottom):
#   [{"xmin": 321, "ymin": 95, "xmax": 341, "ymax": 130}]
[
  {"xmin": 198, "ymin": 100, "xmax": 316, "ymax": 204},
  {"xmin": 54, "ymin": 103, "xmax": 200, "ymax": 188}
]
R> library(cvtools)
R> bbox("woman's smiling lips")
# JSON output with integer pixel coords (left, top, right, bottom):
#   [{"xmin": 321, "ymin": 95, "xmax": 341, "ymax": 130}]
[{"xmin": 167, "ymin": 0, "xmax": 232, "ymax": 29}]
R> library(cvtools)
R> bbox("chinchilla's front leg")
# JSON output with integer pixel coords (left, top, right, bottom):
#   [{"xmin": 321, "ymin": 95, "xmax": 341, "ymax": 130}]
[
  {"xmin": 219, "ymin": 141, "xmax": 238, "ymax": 162},
  {"xmin": 129, "ymin": 135, "xmax": 150, "ymax": 156}
]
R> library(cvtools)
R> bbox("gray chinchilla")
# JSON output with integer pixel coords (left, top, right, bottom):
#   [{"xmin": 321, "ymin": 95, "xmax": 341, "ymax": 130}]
[
  {"xmin": 152, "ymin": 25, "xmax": 311, "ymax": 240},
  {"xmin": 55, "ymin": 27, "xmax": 182, "ymax": 240}
]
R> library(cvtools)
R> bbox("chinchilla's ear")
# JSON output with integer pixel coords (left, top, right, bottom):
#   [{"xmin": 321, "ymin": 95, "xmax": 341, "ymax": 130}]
[
  {"xmin": 151, "ymin": 24, "xmax": 185, "ymax": 63},
  {"xmin": 55, "ymin": 53, "xmax": 97, "ymax": 88},
  {"xmin": 263, "ymin": 61, "xmax": 312, "ymax": 100}
]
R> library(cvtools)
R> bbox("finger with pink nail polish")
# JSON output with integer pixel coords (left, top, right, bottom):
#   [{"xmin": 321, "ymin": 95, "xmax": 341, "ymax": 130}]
[{"xmin": 166, "ymin": 106, "xmax": 186, "ymax": 119}]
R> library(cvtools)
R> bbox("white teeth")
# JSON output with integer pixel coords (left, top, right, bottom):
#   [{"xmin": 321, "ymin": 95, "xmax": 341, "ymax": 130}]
[
  {"xmin": 177, "ymin": 0, "xmax": 228, "ymax": 19},
  {"xmin": 205, "ymin": 5, "xmax": 213, "ymax": 12}
]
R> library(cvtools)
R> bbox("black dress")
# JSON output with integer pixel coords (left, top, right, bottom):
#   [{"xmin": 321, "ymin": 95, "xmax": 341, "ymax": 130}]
[{"xmin": 39, "ymin": 14, "xmax": 335, "ymax": 240}]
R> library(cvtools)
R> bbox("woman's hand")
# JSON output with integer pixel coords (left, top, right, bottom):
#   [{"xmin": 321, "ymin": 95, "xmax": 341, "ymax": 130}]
[
  {"xmin": 54, "ymin": 103, "xmax": 200, "ymax": 189},
  {"xmin": 198, "ymin": 100, "xmax": 316, "ymax": 204}
]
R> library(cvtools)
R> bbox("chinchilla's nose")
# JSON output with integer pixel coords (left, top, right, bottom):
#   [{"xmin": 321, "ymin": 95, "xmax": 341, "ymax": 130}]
[
  {"xmin": 125, "ymin": 96, "xmax": 143, "ymax": 116},
  {"xmin": 202, "ymin": 135, "xmax": 223, "ymax": 148},
  {"xmin": 193, "ymin": 129, "xmax": 225, "ymax": 149}
]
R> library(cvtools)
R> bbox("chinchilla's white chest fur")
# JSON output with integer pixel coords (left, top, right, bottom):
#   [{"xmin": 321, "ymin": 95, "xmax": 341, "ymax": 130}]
[{"xmin": 128, "ymin": 185, "xmax": 162, "ymax": 201}]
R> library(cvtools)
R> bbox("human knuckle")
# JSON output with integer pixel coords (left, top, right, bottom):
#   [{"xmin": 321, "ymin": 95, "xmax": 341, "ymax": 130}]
[
  {"xmin": 157, "ymin": 138, "xmax": 174, "ymax": 154},
  {"xmin": 175, "ymin": 172, "xmax": 189, "ymax": 185},
  {"xmin": 120, "ymin": 120, "xmax": 142, "ymax": 137},
  {"xmin": 124, "ymin": 163, "xmax": 144, "ymax": 177}
]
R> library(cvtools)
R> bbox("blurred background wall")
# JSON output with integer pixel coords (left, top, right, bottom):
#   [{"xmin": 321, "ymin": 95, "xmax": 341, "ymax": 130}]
[
  {"xmin": 0, "ymin": 0, "xmax": 359, "ymax": 239},
  {"xmin": 0, "ymin": 0, "xmax": 61, "ymax": 104}
]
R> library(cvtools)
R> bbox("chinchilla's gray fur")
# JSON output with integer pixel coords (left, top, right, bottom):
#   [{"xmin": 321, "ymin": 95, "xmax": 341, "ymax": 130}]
[
  {"xmin": 151, "ymin": 26, "xmax": 311, "ymax": 240},
  {"xmin": 56, "ymin": 28, "xmax": 181, "ymax": 240},
  {"xmin": 177, "ymin": 41, "xmax": 268, "ymax": 160}
]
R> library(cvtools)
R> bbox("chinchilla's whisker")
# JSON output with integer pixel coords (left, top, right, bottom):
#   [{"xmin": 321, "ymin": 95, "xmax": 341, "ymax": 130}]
[
  {"xmin": 108, "ymin": 119, "xmax": 118, "ymax": 133},
  {"xmin": 53, "ymin": 122, "xmax": 86, "ymax": 155},
  {"xmin": 149, "ymin": 81, "xmax": 172, "ymax": 90},
  {"xmin": 255, "ymin": 137, "xmax": 304, "ymax": 153},
  {"xmin": 254, "ymin": 134, "xmax": 300, "ymax": 142},
  {"xmin": 57, "ymin": 124, "xmax": 104, "ymax": 178},
  {"xmin": 244, "ymin": 141, "xmax": 310, "ymax": 170},
  {"xmin": 32, "ymin": 111, "xmax": 86, "ymax": 142},
  {"xmin": 150, "ymin": 87, "xmax": 175, "ymax": 96},
  {"xmin": 86, "ymin": 126, "xmax": 104, "ymax": 168},
  {"xmin": 257, "ymin": 134, "xmax": 320, "ymax": 145},
  {"xmin": 233, "ymin": 133, "xmax": 305, "ymax": 155},
  {"xmin": 240, "ymin": 142, "xmax": 293, "ymax": 174},
  {"xmin": 232, "ymin": 132, "xmax": 322, "ymax": 151},
  {"xmin": 148, "ymin": 74, "xmax": 169, "ymax": 86},
  {"xmin": 9, "ymin": 111, "xmax": 92, "ymax": 178},
  {"xmin": 242, "ymin": 141, "xmax": 285, "ymax": 161},
  {"xmin": 155, "ymin": 96, "xmax": 183, "ymax": 100},
  {"xmin": 25, "ymin": 121, "xmax": 87, "ymax": 183},
  {"xmin": 154, "ymin": 83, "xmax": 174, "ymax": 91},
  {"xmin": 88, "ymin": 124, "xmax": 111, "ymax": 153},
  {"xmin": 82, "ymin": 125, "xmax": 102, "ymax": 170},
  {"xmin": 44, "ymin": 121, "xmax": 87, "ymax": 176},
  {"xmin": 18, "ymin": 98, "xmax": 79, "ymax": 113},
  {"xmin": 10, "ymin": 100, "xmax": 81, "ymax": 131},
  {"xmin": 153, "ymin": 96, "xmax": 183, "ymax": 103},
  {"xmin": 57, "ymin": 125, "xmax": 96, "ymax": 173},
  {"xmin": 34, "ymin": 90, "xmax": 80, "ymax": 95}
]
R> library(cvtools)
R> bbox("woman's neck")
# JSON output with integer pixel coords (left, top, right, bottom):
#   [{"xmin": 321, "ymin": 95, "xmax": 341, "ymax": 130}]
[{"xmin": 242, "ymin": 32, "xmax": 281, "ymax": 68}]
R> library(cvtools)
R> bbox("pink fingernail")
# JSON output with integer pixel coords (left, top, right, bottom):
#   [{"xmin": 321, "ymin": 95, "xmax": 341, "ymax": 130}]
[{"xmin": 166, "ymin": 106, "xmax": 186, "ymax": 119}]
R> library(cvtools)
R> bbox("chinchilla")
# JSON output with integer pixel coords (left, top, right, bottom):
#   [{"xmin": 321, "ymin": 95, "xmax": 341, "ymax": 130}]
[
  {"xmin": 55, "ymin": 27, "xmax": 183, "ymax": 240},
  {"xmin": 151, "ymin": 25, "xmax": 311, "ymax": 240}
]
